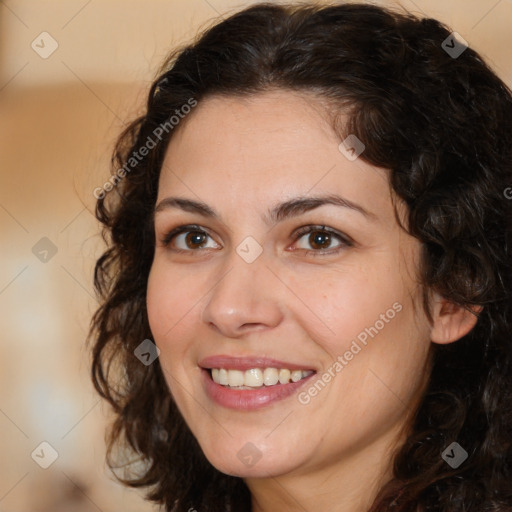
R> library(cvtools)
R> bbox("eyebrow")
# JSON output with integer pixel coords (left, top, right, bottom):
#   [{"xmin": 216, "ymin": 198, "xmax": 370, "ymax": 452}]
[{"xmin": 154, "ymin": 194, "xmax": 377, "ymax": 225}]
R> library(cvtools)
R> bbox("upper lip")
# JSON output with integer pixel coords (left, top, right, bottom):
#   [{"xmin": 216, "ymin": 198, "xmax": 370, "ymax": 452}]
[{"xmin": 199, "ymin": 355, "xmax": 316, "ymax": 372}]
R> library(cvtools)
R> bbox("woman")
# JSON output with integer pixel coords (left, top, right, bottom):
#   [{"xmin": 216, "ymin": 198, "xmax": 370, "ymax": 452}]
[{"xmin": 89, "ymin": 3, "xmax": 512, "ymax": 511}]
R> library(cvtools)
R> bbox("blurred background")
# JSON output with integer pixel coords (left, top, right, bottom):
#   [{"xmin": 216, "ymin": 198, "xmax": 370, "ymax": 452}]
[{"xmin": 0, "ymin": 0, "xmax": 511, "ymax": 510}]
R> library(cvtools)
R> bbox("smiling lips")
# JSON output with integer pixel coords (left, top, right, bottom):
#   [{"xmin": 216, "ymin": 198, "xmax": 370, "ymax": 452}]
[{"xmin": 199, "ymin": 356, "xmax": 317, "ymax": 409}]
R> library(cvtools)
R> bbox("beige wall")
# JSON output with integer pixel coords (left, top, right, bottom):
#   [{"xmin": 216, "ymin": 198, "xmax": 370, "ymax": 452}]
[{"xmin": 1, "ymin": 1, "xmax": 511, "ymax": 510}]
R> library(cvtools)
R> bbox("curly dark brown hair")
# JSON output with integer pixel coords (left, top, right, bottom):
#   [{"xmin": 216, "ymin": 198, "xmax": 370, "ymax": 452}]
[{"xmin": 89, "ymin": 2, "xmax": 512, "ymax": 511}]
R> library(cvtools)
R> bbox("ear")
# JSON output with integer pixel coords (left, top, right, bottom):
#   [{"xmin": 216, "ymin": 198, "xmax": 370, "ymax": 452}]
[{"xmin": 429, "ymin": 293, "xmax": 482, "ymax": 345}]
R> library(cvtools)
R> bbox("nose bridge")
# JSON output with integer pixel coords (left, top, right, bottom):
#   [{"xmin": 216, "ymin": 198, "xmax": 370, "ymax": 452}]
[{"xmin": 201, "ymin": 243, "xmax": 283, "ymax": 336}]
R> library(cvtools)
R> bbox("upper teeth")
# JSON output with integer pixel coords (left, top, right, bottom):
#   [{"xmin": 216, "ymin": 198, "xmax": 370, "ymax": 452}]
[{"xmin": 211, "ymin": 368, "xmax": 314, "ymax": 388}]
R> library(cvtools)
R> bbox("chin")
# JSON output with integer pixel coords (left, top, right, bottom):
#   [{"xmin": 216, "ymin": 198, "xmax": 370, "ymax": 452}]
[{"xmin": 199, "ymin": 440, "xmax": 303, "ymax": 479}]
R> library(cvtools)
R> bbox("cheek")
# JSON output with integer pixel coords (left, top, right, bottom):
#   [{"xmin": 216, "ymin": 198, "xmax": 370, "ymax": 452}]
[
  {"xmin": 288, "ymin": 260, "xmax": 400, "ymax": 347},
  {"xmin": 146, "ymin": 262, "xmax": 197, "ymax": 349},
  {"xmin": 289, "ymin": 259, "xmax": 427, "ymax": 392}
]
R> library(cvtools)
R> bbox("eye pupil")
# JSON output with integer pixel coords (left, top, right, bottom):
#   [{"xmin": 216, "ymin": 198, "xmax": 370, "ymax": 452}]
[
  {"xmin": 310, "ymin": 231, "xmax": 331, "ymax": 249},
  {"xmin": 186, "ymin": 231, "xmax": 207, "ymax": 248}
]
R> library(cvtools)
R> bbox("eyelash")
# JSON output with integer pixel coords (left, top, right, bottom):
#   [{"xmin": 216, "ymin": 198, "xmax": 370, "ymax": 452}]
[{"xmin": 160, "ymin": 224, "xmax": 353, "ymax": 257}]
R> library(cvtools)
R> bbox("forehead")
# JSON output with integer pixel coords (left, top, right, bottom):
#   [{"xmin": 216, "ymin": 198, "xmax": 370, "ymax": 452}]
[
  {"xmin": 158, "ymin": 90, "xmax": 395, "ymax": 223},
  {"xmin": 164, "ymin": 90, "xmax": 337, "ymax": 167}
]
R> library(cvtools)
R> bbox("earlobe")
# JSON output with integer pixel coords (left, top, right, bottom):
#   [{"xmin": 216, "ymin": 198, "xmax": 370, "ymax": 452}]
[{"xmin": 429, "ymin": 293, "xmax": 482, "ymax": 345}]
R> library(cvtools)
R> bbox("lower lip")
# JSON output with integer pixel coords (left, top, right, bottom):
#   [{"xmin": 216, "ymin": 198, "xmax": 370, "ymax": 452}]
[{"xmin": 201, "ymin": 369, "xmax": 315, "ymax": 410}]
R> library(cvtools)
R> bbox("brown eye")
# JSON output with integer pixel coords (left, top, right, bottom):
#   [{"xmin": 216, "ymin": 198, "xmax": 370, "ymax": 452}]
[
  {"xmin": 308, "ymin": 230, "xmax": 332, "ymax": 250},
  {"xmin": 293, "ymin": 225, "xmax": 352, "ymax": 256},
  {"xmin": 184, "ymin": 231, "xmax": 208, "ymax": 249},
  {"xmin": 161, "ymin": 225, "xmax": 220, "ymax": 252}
]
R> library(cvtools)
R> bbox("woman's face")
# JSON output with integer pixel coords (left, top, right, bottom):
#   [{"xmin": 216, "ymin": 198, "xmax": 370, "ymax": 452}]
[{"xmin": 147, "ymin": 90, "xmax": 433, "ymax": 480}]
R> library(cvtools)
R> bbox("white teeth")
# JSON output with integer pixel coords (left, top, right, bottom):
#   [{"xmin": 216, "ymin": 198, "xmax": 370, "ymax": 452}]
[
  {"xmin": 210, "ymin": 367, "xmax": 314, "ymax": 388},
  {"xmin": 291, "ymin": 370, "xmax": 302, "ymax": 382},
  {"xmin": 218, "ymin": 368, "xmax": 229, "ymax": 386},
  {"xmin": 227, "ymin": 369, "xmax": 244, "ymax": 387},
  {"xmin": 263, "ymin": 368, "xmax": 279, "ymax": 386},
  {"xmin": 279, "ymin": 369, "xmax": 291, "ymax": 384},
  {"xmin": 244, "ymin": 368, "xmax": 263, "ymax": 387}
]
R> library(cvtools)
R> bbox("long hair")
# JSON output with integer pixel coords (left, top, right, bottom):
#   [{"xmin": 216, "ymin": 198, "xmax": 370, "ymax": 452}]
[{"xmin": 89, "ymin": 3, "xmax": 512, "ymax": 511}]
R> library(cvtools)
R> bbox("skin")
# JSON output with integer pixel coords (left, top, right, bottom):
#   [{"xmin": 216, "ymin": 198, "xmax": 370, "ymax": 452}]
[{"xmin": 146, "ymin": 90, "xmax": 478, "ymax": 512}]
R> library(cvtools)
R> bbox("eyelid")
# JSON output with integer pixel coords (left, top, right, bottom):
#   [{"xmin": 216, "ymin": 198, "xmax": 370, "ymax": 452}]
[
  {"xmin": 158, "ymin": 223, "xmax": 353, "ymax": 255},
  {"xmin": 290, "ymin": 225, "xmax": 353, "ymax": 255},
  {"xmin": 160, "ymin": 224, "xmax": 213, "ymax": 247}
]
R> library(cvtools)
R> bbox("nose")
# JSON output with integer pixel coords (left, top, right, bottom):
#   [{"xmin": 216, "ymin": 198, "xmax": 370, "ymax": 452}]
[{"xmin": 201, "ymin": 249, "xmax": 284, "ymax": 338}]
